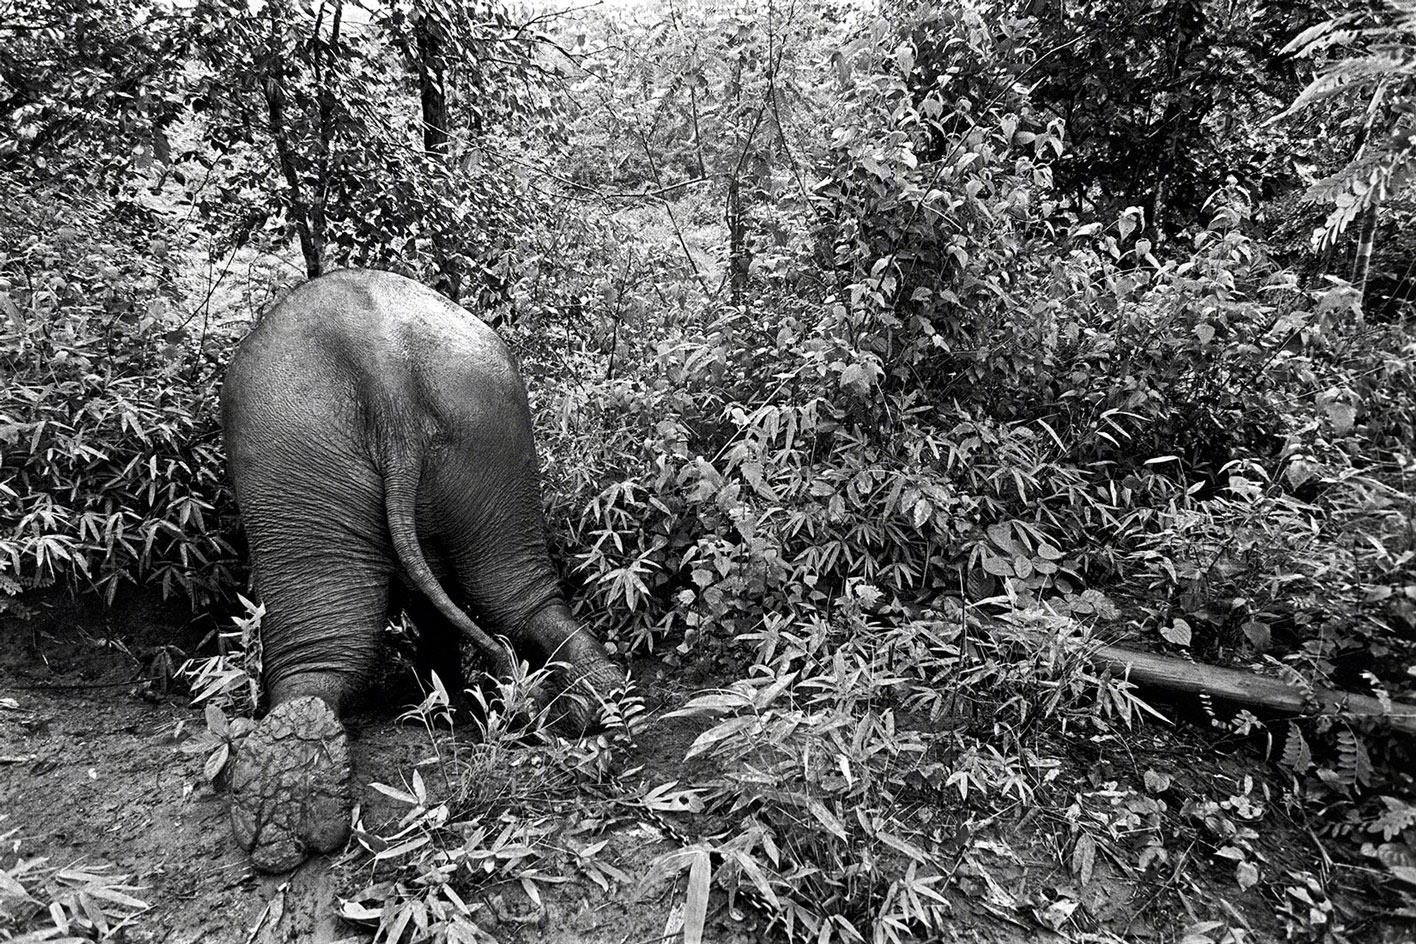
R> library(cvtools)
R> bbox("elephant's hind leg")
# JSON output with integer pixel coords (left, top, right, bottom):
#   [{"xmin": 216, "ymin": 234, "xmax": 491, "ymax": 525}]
[
  {"xmin": 446, "ymin": 492, "xmax": 621, "ymax": 733},
  {"xmin": 228, "ymin": 509, "xmax": 392, "ymax": 872}
]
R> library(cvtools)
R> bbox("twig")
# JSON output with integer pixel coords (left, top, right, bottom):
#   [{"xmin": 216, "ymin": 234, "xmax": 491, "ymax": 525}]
[
  {"xmin": 607, "ymin": 247, "xmax": 633, "ymax": 381},
  {"xmin": 512, "ymin": 1, "xmax": 603, "ymax": 38},
  {"xmin": 632, "ymin": 126, "xmax": 713, "ymax": 298},
  {"xmin": 11, "ymin": 678, "xmax": 138, "ymax": 690},
  {"xmin": 1124, "ymin": 840, "xmax": 1195, "ymax": 937}
]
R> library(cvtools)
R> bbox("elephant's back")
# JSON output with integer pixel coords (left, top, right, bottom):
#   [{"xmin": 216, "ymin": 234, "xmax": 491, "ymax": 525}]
[
  {"xmin": 223, "ymin": 269, "xmax": 531, "ymax": 449},
  {"xmin": 242, "ymin": 269, "xmax": 510, "ymax": 370}
]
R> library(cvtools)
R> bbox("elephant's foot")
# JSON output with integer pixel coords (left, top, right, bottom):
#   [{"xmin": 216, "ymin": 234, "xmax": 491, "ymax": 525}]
[
  {"xmin": 535, "ymin": 652, "xmax": 624, "ymax": 736},
  {"xmin": 230, "ymin": 695, "xmax": 351, "ymax": 872}
]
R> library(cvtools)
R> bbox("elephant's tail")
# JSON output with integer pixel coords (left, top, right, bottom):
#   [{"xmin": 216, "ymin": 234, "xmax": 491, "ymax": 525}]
[{"xmin": 383, "ymin": 444, "xmax": 515, "ymax": 678}]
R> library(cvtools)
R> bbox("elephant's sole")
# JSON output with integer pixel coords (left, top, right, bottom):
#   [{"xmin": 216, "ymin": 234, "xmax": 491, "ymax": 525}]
[{"xmin": 229, "ymin": 695, "xmax": 351, "ymax": 872}]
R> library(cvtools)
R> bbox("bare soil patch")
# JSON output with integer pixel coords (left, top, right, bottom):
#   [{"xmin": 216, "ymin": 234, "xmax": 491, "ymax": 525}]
[{"xmin": 0, "ymin": 591, "xmax": 749, "ymax": 943}]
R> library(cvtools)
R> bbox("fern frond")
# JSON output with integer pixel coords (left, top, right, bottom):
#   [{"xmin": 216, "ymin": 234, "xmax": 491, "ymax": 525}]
[
  {"xmin": 1281, "ymin": 724, "xmax": 1313, "ymax": 774},
  {"xmin": 1371, "ymin": 796, "xmax": 1416, "ymax": 841},
  {"xmin": 1307, "ymin": 133, "xmax": 1416, "ymax": 247},
  {"xmin": 1334, "ymin": 729, "xmax": 1372, "ymax": 788}
]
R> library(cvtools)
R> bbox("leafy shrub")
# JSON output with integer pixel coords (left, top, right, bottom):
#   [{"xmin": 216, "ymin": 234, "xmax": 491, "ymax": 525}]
[
  {"xmin": 5, "ymin": 0, "xmax": 1415, "ymax": 934},
  {"xmin": 518, "ymin": 4, "xmax": 1416, "ymax": 931},
  {"xmin": 334, "ymin": 668, "xmax": 644, "ymax": 942},
  {"xmin": 637, "ymin": 599, "xmax": 1162, "ymax": 942},
  {"xmin": 1016, "ymin": 0, "xmax": 1326, "ymax": 237},
  {"xmin": 180, "ymin": 593, "xmax": 263, "ymax": 713},
  {"xmin": 0, "ymin": 172, "xmax": 236, "ymax": 606}
]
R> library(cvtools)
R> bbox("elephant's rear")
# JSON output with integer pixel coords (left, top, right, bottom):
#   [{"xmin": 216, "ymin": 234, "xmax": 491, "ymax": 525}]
[
  {"xmin": 219, "ymin": 269, "xmax": 617, "ymax": 873},
  {"xmin": 221, "ymin": 269, "xmax": 544, "ymax": 699},
  {"xmin": 227, "ymin": 269, "xmax": 523, "ymax": 412},
  {"xmin": 221, "ymin": 275, "xmax": 399, "ymax": 705}
]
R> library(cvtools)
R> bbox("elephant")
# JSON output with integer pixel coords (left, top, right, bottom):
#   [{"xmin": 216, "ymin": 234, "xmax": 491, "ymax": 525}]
[{"xmin": 219, "ymin": 268, "xmax": 621, "ymax": 873}]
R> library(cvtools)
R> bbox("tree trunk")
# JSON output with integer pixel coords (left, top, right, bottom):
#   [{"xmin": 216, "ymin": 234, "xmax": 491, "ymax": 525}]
[
  {"xmin": 309, "ymin": 0, "xmax": 342, "ymax": 279},
  {"xmin": 1340, "ymin": 83, "xmax": 1387, "ymax": 300},
  {"xmin": 415, "ymin": 13, "xmax": 448, "ymax": 157},
  {"xmin": 688, "ymin": 81, "xmax": 707, "ymax": 179},
  {"xmin": 1089, "ymin": 641, "xmax": 1416, "ymax": 735},
  {"xmin": 1148, "ymin": 0, "xmax": 1203, "ymax": 237},
  {"xmin": 263, "ymin": 77, "xmax": 323, "ymax": 279},
  {"xmin": 726, "ymin": 54, "xmax": 749, "ymax": 307},
  {"xmin": 727, "ymin": 175, "xmax": 748, "ymax": 307},
  {"xmin": 415, "ymin": 10, "xmax": 459, "ymax": 300}
]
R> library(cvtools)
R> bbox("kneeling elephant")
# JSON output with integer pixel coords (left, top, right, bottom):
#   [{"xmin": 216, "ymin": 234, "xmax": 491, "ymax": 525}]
[{"xmin": 220, "ymin": 268, "xmax": 620, "ymax": 872}]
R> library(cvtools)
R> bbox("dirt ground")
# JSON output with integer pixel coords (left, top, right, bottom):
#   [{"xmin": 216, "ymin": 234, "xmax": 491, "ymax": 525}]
[
  {"xmin": 1, "ymin": 588, "xmax": 1404, "ymax": 943},
  {"xmin": 0, "ymin": 589, "xmax": 742, "ymax": 944}
]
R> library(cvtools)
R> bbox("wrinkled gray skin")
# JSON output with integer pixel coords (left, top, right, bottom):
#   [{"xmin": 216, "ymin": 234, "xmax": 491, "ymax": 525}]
[{"xmin": 220, "ymin": 269, "xmax": 620, "ymax": 873}]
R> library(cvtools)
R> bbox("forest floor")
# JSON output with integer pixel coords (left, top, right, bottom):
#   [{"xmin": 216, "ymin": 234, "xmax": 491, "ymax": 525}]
[
  {"xmin": 1, "ymin": 587, "xmax": 1396, "ymax": 943},
  {"xmin": 1, "ymin": 589, "xmax": 753, "ymax": 944}
]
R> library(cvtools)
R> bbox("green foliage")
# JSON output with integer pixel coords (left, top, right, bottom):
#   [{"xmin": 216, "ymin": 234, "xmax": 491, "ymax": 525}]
[
  {"xmin": 524, "ymin": 2, "xmax": 1416, "ymax": 934},
  {"xmin": 0, "ymin": 175, "xmax": 235, "ymax": 607},
  {"xmin": 640, "ymin": 602, "xmax": 1155, "ymax": 943},
  {"xmin": 0, "ymin": 0, "xmax": 188, "ymax": 178},
  {"xmin": 180, "ymin": 701, "xmax": 256, "ymax": 788},
  {"xmin": 1017, "ymin": 0, "xmax": 1332, "ymax": 236},
  {"xmin": 810, "ymin": 4, "xmax": 1061, "ymax": 391},
  {"xmin": 185, "ymin": 0, "xmax": 554, "ymax": 300},
  {"xmin": 540, "ymin": 0, "xmax": 845, "ymax": 310},
  {"xmin": 5, "ymin": 0, "xmax": 1416, "ymax": 936},
  {"xmin": 559, "ymin": 1, "xmax": 830, "ymax": 187},
  {"xmin": 334, "ymin": 669, "xmax": 644, "ymax": 943},
  {"xmin": 0, "ymin": 821, "xmax": 152, "ymax": 941},
  {"xmin": 179, "ymin": 594, "xmax": 263, "ymax": 713},
  {"xmin": 539, "ymin": 7, "xmax": 1414, "ymax": 708},
  {"xmin": 1275, "ymin": 0, "xmax": 1416, "ymax": 249}
]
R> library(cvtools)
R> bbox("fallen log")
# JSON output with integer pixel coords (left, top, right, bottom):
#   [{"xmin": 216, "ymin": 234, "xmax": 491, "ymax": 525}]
[{"xmin": 1086, "ymin": 642, "xmax": 1416, "ymax": 736}]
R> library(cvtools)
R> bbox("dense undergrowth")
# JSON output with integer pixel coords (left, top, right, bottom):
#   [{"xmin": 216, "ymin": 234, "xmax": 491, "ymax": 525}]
[
  {"xmin": 519, "ymin": 198, "xmax": 1416, "ymax": 938},
  {"xmin": 0, "ymin": 173, "xmax": 235, "ymax": 609},
  {"xmin": 4, "ymin": 0, "xmax": 1416, "ymax": 941}
]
